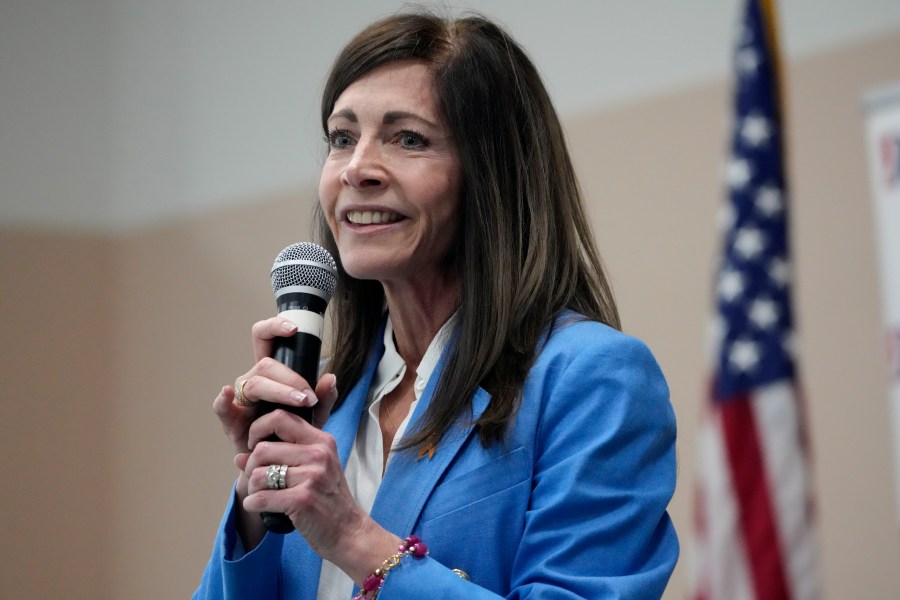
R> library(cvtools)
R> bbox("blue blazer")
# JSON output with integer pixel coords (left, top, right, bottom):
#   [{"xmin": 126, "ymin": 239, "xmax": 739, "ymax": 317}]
[{"xmin": 195, "ymin": 313, "xmax": 679, "ymax": 599}]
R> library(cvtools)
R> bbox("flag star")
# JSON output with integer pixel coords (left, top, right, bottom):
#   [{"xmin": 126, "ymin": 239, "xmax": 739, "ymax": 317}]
[
  {"xmin": 749, "ymin": 298, "xmax": 779, "ymax": 329},
  {"xmin": 727, "ymin": 157, "xmax": 752, "ymax": 190},
  {"xmin": 756, "ymin": 185, "xmax": 783, "ymax": 216},
  {"xmin": 718, "ymin": 268, "xmax": 745, "ymax": 302},
  {"xmin": 736, "ymin": 47, "xmax": 760, "ymax": 74},
  {"xmin": 729, "ymin": 339, "xmax": 760, "ymax": 372},
  {"xmin": 740, "ymin": 114, "xmax": 772, "ymax": 147},
  {"xmin": 734, "ymin": 227, "xmax": 765, "ymax": 259},
  {"xmin": 769, "ymin": 257, "xmax": 791, "ymax": 286}
]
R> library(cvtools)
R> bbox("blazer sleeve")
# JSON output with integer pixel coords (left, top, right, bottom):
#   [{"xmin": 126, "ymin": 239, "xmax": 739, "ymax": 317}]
[
  {"xmin": 380, "ymin": 327, "xmax": 679, "ymax": 599},
  {"xmin": 515, "ymin": 330, "xmax": 679, "ymax": 597},
  {"xmin": 193, "ymin": 486, "xmax": 286, "ymax": 600}
]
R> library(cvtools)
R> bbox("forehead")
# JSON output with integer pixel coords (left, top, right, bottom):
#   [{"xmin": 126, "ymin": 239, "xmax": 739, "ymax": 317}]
[{"xmin": 331, "ymin": 61, "xmax": 440, "ymax": 121}]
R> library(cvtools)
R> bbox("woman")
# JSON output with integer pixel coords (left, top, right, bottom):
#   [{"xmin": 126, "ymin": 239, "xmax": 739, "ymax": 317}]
[{"xmin": 196, "ymin": 10, "xmax": 678, "ymax": 600}]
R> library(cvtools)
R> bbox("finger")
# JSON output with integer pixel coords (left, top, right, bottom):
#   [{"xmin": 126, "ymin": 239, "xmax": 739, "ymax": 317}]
[
  {"xmin": 242, "ymin": 442, "xmax": 300, "ymax": 498},
  {"xmin": 234, "ymin": 452, "xmax": 251, "ymax": 471},
  {"xmin": 212, "ymin": 385, "xmax": 236, "ymax": 418},
  {"xmin": 251, "ymin": 317, "xmax": 299, "ymax": 362},
  {"xmin": 212, "ymin": 385, "xmax": 256, "ymax": 455},
  {"xmin": 214, "ymin": 385, "xmax": 254, "ymax": 425},
  {"xmin": 253, "ymin": 356, "xmax": 317, "ymax": 393},
  {"xmin": 246, "ymin": 463, "xmax": 296, "ymax": 496},
  {"xmin": 231, "ymin": 377, "xmax": 256, "ymax": 409},
  {"xmin": 312, "ymin": 373, "xmax": 339, "ymax": 429},
  {"xmin": 242, "ymin": 448, "xmax": 345, "ymax": 524},
  {"xmin": 246, "ymin": 409, "xmax": 315, "ymax": 450},
  {"xmin": 244, "ymin": 441, "xmax": 333, "ymax": 496},
  {"xmin": 236, "ymin": 371, "xmax": 317, "ymax": 411}
]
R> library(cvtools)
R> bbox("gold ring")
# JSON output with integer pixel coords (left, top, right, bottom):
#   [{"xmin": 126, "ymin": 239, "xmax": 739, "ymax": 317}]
[{"xmin": 234, "ymin": 379, "xmax": 253, "ymax": 407}]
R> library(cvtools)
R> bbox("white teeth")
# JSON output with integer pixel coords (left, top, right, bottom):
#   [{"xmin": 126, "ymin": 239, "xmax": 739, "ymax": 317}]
[{"xmin": 347, "ymin": 210, "xmax": 401, "ymax": 224}]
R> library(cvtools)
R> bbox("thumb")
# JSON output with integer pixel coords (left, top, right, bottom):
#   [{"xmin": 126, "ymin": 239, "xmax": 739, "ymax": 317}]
[{"xmin": 312, "ymin": 373, "xmax": 338, "ymax": 429}]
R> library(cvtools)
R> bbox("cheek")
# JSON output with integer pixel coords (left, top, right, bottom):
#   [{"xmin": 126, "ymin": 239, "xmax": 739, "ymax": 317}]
[
  {"xmin": 439, "ymin": 175, "xmax": 462, "ymax": 231},
  {"xmin": 318, "ymin": 167, "xmax": 340, "ymax": 214},
  {"xmin": 426, "ymin": 198, "xmax": 460, "ymax": 254}
]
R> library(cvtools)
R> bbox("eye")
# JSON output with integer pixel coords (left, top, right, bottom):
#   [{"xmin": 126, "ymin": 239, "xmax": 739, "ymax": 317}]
[
  {"xmin": 396, "ymin": 130, "xmax": 428, "ymax": 149},
  {"xmin": 325, "ymin": 129, "xmax": 354, "ymax": 149}
]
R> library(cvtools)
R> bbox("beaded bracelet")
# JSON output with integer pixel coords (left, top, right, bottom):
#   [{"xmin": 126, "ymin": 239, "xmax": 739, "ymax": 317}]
[{"xmin": 352, "ymin": 535, "xmax": 429, "ymax": 599}]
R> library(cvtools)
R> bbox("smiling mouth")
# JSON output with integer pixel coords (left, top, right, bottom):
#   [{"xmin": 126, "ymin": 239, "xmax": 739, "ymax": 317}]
[{"xmin": 346, "ymin": 210, "xmax": 403, "ymax": 224}]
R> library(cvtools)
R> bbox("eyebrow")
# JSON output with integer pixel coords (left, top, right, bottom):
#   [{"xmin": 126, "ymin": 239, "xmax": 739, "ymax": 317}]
[
  {"xmin": 328, "ymin": 109, "xmax": 357, "ymax": 123},
  {"xmin": 327, "ymin": 108, "xmax": 437, "ymax": 129},
  {"xmin": 382, "ymin": 111, "xmax": 437, "ymax": 128}
]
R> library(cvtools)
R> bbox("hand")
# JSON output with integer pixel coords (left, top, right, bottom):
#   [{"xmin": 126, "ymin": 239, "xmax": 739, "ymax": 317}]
[
  {"xmin": 212, "ymin": 316, "xmax": 338, "ymax": 457},
  {"xmin": 213, "ymin": 317, "xmax": 337, "ymax": 500},
  {"xmin": 210, "ymin": 317, "xmax": 340, "ymax": 549},
  {"xmin": 239, "ymin": 409, "xmax": 401, "ymax": 583},
  {"xmin": 212, "ymin": 317, "xmax": 399, "ymax": 578}
]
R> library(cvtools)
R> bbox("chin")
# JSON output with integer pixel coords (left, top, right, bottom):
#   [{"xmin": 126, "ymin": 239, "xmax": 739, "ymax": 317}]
[{"xmin": 339, "ymin": 256, "xmax": 397, "ymax": 282}]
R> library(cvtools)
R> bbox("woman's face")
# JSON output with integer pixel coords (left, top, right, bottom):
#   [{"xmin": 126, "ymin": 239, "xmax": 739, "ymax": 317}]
[{"xmin": 319, "ymin": 61, "xmax": 461, "ymax": 287}]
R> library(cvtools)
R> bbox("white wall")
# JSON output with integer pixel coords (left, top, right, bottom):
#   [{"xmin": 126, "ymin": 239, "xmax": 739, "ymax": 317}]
[{"xmin": 3, "ymin": 0, "xmax": 900, "ymax": 231}]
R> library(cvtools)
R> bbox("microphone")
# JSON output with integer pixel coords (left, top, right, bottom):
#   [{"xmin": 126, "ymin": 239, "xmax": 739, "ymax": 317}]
[{"xmin": 259, "ymin": 242, "xmax": 337, "ymax": 534}]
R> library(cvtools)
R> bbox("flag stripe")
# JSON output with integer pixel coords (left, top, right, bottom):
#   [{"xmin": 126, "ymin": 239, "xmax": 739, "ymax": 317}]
[
  {"xmin": 695, "ymin": 406, "xmax": 755, "ymax": 600},
  {"xmin": 721, "ymin": 396, "xmax": 790, "ymax": 599},
  {"xmin": 752, "ymin": 383, "xmax": 820, "ymax": 600}
]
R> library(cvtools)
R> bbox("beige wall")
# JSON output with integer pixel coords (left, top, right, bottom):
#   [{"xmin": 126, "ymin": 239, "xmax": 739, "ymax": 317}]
[
  {"xmin": 2, "ymin": 30, "xmax": 899, "ymax": 599},
  {"xmin": 0, "ymin": 231, "xmax": 113, "ymax": 597}
]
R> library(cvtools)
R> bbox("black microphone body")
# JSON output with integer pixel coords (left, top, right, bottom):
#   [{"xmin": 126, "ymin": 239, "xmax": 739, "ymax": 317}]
[
  {"xmin": 257, "ymin": 291, "xmax": 329, "ymax": 425},
  {"xmin": 259, "ymin": 243, "xmax": 336, "ymax": 534}
]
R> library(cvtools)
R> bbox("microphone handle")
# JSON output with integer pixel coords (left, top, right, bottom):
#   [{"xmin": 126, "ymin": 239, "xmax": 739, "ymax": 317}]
[{"xmin": 259, "ymin": 330, "xmax": 321, "ymax": 534}]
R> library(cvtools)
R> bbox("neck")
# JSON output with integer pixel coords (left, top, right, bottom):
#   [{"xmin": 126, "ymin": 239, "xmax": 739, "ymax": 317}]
[{"xmin": 382, "ymin": 273, "xmax": 459, "ymax": 367}]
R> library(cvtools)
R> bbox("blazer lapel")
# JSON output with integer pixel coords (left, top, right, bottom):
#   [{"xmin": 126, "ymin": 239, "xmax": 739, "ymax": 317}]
[
  {"xmin": 323, "ymin": 321, "xmax": 386, "ymax": 466},
  {"xmin": 369, "ymin": 352, "xmax": 492, "ymax": 537}
]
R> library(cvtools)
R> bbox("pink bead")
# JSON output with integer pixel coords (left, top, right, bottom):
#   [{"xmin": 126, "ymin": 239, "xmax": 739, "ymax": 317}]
[
  {"xmin": 362, "ymin": 574, "xmax": 383, "ymax": 592},
  {"xmin": 410, "ymin": 542, "xmax": 427, "ymax": 557}
]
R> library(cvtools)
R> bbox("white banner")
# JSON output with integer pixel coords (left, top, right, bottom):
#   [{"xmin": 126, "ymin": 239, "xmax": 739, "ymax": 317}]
[{"xmin": 864, "ymin": 82, "xmax": 900, "ymax": 523}]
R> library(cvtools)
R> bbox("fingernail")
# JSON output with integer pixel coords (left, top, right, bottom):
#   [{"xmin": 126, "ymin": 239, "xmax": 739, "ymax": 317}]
[
  {"xmin": 282, "ymin": 320, "xmax": 298, "ymax": 331},
  {"xmin": 291, "ymin": 390, "xmax": 317, "ymax": 405}
]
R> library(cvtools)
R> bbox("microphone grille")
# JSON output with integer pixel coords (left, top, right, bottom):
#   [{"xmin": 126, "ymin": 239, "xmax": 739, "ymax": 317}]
[{"xmin": 270, "ymin": 242, "xmax": 337, "ymax": 300}]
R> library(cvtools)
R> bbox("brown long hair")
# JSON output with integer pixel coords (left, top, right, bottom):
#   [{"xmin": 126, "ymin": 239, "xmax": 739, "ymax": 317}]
[{"xmin": 316, "ymin": 10, "xmax": 620, "ymax": 449}]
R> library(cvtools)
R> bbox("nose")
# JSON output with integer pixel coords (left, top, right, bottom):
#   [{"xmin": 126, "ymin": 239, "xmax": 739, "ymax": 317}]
[{"xmin": 340, "ymin": 140, "xmax": 385, "ymax": 190}]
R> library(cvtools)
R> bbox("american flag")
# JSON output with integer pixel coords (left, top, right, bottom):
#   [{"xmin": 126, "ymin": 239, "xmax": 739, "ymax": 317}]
[{"xmin": 690, "ymin": 1, "xmax": 821, "ymax": 599}]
